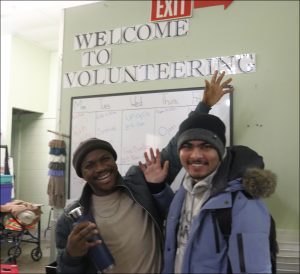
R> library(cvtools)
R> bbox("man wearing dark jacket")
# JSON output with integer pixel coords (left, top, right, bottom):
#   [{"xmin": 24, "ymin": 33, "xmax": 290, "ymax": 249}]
[{"xmin": 55, "ymin": 71, "xmax": 233, "ymax": 273}]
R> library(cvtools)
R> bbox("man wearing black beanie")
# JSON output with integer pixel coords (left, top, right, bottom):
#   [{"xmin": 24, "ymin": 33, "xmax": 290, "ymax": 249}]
[
  {"xmin": 55, "ymin": 71, "xmax": 236, "ymax": 274},
  {"xmin": 140, "ymin": 98, "xmax": 277, "ymax": 272}
]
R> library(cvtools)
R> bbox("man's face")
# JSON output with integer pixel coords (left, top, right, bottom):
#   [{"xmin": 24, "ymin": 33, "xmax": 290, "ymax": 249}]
[
  {"xmin": 179, "ymin": 140, "xmax": 220, "ymax": 180},
  {"xmin": 81, "ymin": 149, "xmax": 118, "ymax": 196}
]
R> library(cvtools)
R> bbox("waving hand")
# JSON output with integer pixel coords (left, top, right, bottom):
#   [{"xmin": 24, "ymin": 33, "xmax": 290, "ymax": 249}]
[{"xmin": 139, "ymin": 148, "xmax": 169, "ymax": 184}]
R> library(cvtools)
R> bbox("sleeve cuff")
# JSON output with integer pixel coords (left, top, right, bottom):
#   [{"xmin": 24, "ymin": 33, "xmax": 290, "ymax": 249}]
[
  {"xmin": 61, "ymin": 251, "xmax": 84, "ymax": 266},
  {"xmin": 147, "ymin": 182, "xmax": 166, "ymax": 194},
  {"xmin": 194, "ymin": 101, "xmax": 211, "ymax": 114}
]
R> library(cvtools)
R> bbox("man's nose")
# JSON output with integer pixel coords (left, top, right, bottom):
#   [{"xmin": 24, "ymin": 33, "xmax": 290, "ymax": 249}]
[
  {"xmin": 190, "ymin": 148, "xmax": 203, "ymax": 159},
  {"xmin": 94, "ymin": 161, "xmax": 104, "ymax": 171}
]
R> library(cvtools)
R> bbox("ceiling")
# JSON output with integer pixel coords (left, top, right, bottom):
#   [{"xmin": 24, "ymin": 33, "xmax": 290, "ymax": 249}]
[{"xmin": 1, "ymin": 1, "xmax": 100, "ymax": 52}]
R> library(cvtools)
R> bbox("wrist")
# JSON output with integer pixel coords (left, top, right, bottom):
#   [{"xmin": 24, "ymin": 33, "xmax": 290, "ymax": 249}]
[
  {"xmin": 196, "ymin": 101, "xmax": 211, "ymax": 112},
  {"xmin": 147, "ymin": 182, "xmax": 166, "ymax": 194},
  {"xmin": 62, "ymin": 249, "xmax": 84, "ymax": 265}
]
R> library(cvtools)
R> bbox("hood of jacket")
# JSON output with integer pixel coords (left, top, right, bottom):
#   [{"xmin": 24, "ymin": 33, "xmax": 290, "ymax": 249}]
[
  {"xmin": 241, "ymin": 167, "xmax": 277, "ymax": 198},
  {"xmin": 211, "ymin": 145, "xmax": 276, "ymax": 198}
]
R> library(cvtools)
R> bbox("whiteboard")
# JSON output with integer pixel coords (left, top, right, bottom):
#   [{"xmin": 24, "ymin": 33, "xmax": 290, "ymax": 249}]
[{"xmin": 69, "ymin": 88, "xmax": 232, "ymax": 199}]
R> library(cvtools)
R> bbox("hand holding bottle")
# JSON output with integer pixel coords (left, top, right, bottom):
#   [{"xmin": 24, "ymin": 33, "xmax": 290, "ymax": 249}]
[
  {"xmin": 66, "ymin": 220, "xmax": 101, "ymax": 257},
  {"xmin": 68, "ymin": 207, "xmax": 115, "ymax": 272}
]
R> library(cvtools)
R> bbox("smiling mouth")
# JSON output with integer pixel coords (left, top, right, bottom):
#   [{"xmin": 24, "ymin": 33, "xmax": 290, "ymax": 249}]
[
  {"xmin": 189, "ymin": 160, "xmax": 208, "ymax": 167},
  {"xmin": 95, "ymin": 171, "xmax": 112, "ymax": 182},
  {"xmin": 191, "ymin": 163, "xmax": 206, "ymax": 167}
]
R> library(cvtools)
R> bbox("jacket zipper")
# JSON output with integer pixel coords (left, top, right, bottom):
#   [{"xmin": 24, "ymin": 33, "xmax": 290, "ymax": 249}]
[
  {"xmin": 211, "ymin": 211, "xmax": 220, "ymax": 253},
  {"xmin": 118, "ymin": 185, "xmax": 164, "ymax": 238},
  {"xmin": 237, "ymin": 233, "xmax": 246, "ymax": 272}
]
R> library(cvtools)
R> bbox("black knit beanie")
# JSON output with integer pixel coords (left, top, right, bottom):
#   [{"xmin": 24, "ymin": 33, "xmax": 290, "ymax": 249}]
[
  {"xmin": 177, "ymin": 113, "xmax": 226, "ymax": 159},
  {"xmin": 72, "ymin": 138, "xmax": 117, "ymax": 178}
]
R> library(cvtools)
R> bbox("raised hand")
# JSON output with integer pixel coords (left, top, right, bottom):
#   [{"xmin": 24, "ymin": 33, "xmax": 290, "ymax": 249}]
[
  {"xmin": 202, "ymin": 70, "xmax": 234, "ymax": 107},
  {"xmin": 139, "ymin": 148, "xmax": 169, "ymax": 184}
]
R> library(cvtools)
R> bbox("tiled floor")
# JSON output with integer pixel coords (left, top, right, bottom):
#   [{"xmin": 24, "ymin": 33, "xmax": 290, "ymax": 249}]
[{"xmin": 1, "ymin": 235, "xmax": 51, "ymax": 273}]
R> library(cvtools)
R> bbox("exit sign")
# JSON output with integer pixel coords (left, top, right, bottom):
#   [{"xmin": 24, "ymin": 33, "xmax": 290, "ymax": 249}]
[{"xmin": 151, "ymin": 0, "xmax": 192, "ymax": 21}]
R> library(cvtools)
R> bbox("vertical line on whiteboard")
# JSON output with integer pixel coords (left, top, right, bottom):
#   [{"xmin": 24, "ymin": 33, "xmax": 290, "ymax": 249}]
[
  {"xmin": 120, "ymin": 109, "xmax": 124, "ymax": 173},
  {"xmin": 153, "ymin": 107, "xmax": 157, "ymax": 149},
  {"xmin": 229, "ymin": 91, "xmax": 233, "ymax": 146},
  {"xmin": 68, "ymin": 99, "xmax": 74, "ymax": 199},
  {"xmin": 94, "ymin": 111, "xmax": 97, "ymax": 139}
]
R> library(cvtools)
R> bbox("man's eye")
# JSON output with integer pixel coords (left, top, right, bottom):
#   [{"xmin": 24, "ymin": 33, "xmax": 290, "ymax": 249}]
[
  {"xmin": 181, "ymin": 143, "xmax": 192, "ymax": 149},
  {"xmin": 102, "ymin": 156, "xmax": 112, "ymax": 162},
  {"xmin": 83, "ymin": 163, "xmax": 93, "ymax": 169},
  {"xmin": 203, "ymin": 144, "xmax": 213, "ymax": 149}
]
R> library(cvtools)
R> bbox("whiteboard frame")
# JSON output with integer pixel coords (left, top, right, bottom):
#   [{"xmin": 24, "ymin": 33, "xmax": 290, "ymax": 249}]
[{"xmin": 68, "ymin": 87, "xmax": 233, "ymax": 199}]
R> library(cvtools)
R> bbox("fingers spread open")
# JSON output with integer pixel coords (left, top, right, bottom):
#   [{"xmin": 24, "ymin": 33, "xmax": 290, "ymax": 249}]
[
  {"xmin": 139, "ymin": 161, "xmax": 146, "ymax": 171},
  {"xmin": 144, "ymin": 151, "xmax": 150, "ymax": 163},
  {"xmin": 149, "ymin": 148, "xmax": 156, "ymax": 163},
  {"xmin": 163, "ymin": 160, "xmax": 169, "ymax": 174},
  {"xmin": 216, "ymin": 71, "xmax": 225, "ymax": 85},
  {"xmin": 221, "ymin": 77, "xmax": 232, "ymax": 87},
  {"xmin": 211, "ymin": 70, "xmax": 218, "ymax": 83}
]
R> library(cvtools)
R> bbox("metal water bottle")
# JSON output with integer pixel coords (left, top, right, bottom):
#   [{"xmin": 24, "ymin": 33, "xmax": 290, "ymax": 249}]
[{"xmin": 69, "ymin": 207, "xmax": 115, "ymax": 273}]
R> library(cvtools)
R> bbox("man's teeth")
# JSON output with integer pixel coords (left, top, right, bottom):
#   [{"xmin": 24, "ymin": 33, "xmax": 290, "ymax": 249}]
[
  {"xmin": 97, "ymin": 172, "xmax": 110, "ymax": 180},
  {"xmin": 190, "ymin": 161, "xmax": 207, "ymax": 166}
]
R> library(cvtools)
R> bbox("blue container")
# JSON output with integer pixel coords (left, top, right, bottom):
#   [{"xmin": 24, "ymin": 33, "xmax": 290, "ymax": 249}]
[
  {"xmin": 0, "ymin": 175, "xmax": 13, "ymax": 185},
  {"xmin": 69, "ymin": 207, "xmax": 115, "ymax": 272},
  {"xmin": 0, "ymin": 183, "xmax": 12, "ymax": 205}
]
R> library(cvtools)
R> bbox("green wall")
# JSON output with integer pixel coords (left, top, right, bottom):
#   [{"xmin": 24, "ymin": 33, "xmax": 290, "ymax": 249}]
[
  {"xmin": 10, "ymin": 36, "xmax": 51, "ymax": 113},
  {"xmin": 60, "ymin": 1, "xmax": 299, "ymax": 230}
]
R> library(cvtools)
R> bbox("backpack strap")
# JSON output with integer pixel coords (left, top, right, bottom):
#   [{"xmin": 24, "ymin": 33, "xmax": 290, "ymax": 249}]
[
  {"xmin": 211, "ymin": 191, "xmax": 238, "ymax": 273},
  {"xmin": 270, "ymin": 215, "xmax": 279, "ymax": 274},
  {"xmin": 215, "ymin": 192, "xmax": 239, "ymax": 240},
  {"xmin": 213, "ymin": 190, "xmax": 278, "ymax": 274}
]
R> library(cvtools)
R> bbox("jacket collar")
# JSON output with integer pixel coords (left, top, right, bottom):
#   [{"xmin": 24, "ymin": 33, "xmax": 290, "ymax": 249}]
[{"xmin": 210, "ymin": 145, "xmax": 265, "ymax": 197}]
